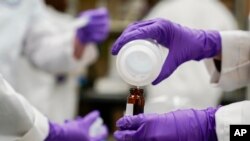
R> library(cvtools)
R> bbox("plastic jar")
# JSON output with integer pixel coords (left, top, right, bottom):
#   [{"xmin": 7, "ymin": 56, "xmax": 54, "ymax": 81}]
[{"xmin": 116, "ymin": 39, "xmax": 165, "ymax": 86}]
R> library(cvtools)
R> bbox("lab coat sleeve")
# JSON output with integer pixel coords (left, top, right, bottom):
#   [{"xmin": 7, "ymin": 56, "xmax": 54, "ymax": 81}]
[
  {"xmin": 215, "ymin": 101, "xmax": 250, "ymax": 141},
  {"xmin": 205, "ymin": 31, "xmax": 250, "ymax": 91},
  {"xmin": 23, "ymin": 0, "xmax": 93, "ymax": 74},
  {"xmin": 0, "ymin": 75, "xmax": 49, "ymax": 141}
]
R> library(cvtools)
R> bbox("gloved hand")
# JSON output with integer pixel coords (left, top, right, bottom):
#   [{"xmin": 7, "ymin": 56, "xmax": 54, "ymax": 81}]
[
  {"xmin": 45, "ymin": 111, "xmax": 108, "ymax": 141},
  {"xmin": 114, "ymin": 107, "xmax": 219, "ymax": 141},
  {"xmin": 77, "ymin": 8, "xmax": 110, "ymax": 43},
  {"xmin": 111, "ymin": 19, "xmax": 221, "ymax": 85}
]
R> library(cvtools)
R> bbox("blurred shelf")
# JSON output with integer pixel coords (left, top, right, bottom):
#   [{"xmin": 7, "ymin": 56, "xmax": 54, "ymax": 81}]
[
  {"xmin": 80, "ymin": 89, "xmax": 127, "ymax": 103},
  {"xmin": 111, "ymin": 20, "xmax": 134, "ymax": 33}
]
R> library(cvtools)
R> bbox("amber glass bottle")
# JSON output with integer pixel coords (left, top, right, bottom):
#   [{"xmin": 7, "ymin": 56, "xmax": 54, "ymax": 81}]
[{"xmin": 125, "ymin": 88, "xmax": 145, "ymax": 115}]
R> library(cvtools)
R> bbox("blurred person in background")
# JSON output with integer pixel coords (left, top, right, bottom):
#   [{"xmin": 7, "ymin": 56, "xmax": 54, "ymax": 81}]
[
  {"xmin": 0, "ymin": 0, "xmax": 109, "ymax": 140},
  {"xmin": 143, "ymin": 0, "xmax": 238, "ymax": 113},
  {"xmin": 15, "ymin": 0, "xmax": 103, "ymax": 123}
]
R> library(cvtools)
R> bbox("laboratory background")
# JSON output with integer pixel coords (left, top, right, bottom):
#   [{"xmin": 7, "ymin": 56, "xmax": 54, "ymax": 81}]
[
  {"xmin": 0, "ymin": 0, "xmax": 250, "ymax": 141},
  {"xmin": 65, "ymin": 0, "xmax": 249, "ymax": 139}
]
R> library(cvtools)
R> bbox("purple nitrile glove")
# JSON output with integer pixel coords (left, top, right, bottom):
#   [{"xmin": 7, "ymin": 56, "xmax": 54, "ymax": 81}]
[
  {"xmin": 111, "ymin": 19, "xmax": 221, "ymax": 85},
  {"xmin": 45, "ymin": 110, "xmax": 108, "ymax": 141},
  {"xmin": 77, "ymin": 8, "xmax": 110, "ymax": 44},
  {"xmin": 114, "ymin": 107, "xmax": 219, "ymax": 141}
]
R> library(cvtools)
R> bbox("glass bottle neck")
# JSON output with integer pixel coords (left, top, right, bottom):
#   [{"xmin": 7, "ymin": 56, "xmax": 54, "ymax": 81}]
[{"xmin": 130, "ymin": 88, "xmax": 144, "ymax": 96}]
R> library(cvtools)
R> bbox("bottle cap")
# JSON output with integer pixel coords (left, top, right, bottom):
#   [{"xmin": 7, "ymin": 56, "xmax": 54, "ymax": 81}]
[
  {"xmin": 116, "ymin": 39, "xmax": 163, "ymax": 86},
  {"xmin": 130, "ymin": 88, "xmax": 143, "ymax": 94}
]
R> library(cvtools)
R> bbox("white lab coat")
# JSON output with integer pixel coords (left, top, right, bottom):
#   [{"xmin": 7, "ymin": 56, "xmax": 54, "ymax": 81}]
[
  {"xmin": 0, "ymin": 74, "xmax": 48, "ymax": 141},
  {"xmin": 0, "ymin": 0, "xmax": 88, "ymax": 139},
  {"xmin": 144, "ymin": 0, "xmax": 238, "ymax": 113},
  {"xmin": 206, "ymin": 31, "xmax": 250, "ymax": 91},
  {"xmin": 0, "ymin": 76, "xmax": 49, "ymax": 141},
  {"xmin": 204, "ymin": 31, "xmax": 250, "ymax": 141},
  {"xmin": 0, "ymin": 0, "xmax": 57, "ymax": 139},
  {"xmin": 14, "ymin": 6, "xmax": 98, "ymax": 123}
]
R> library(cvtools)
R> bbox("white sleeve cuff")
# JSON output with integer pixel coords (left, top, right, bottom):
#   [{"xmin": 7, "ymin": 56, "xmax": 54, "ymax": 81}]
[
  {"xmin": 215, "ymin": 101, "xmax": 250, "ymax": 141},
  {"xmin": 205, "ymin": 31, "xmax": 250, "ymax": 91},
  {"xmin": 18, "ymin": 108, "xmax": 49, "ymax": 141}
]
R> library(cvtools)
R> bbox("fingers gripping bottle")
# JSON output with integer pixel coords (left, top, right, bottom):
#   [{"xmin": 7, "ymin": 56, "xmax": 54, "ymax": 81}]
[{"xmin": 125, "ymin": 88, "xmax": 145, "ymax": 115}]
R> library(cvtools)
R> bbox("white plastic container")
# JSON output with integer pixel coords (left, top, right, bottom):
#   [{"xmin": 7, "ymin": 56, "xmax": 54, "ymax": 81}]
[{"xmin": 116, "ymin": 39, "xmax": 165, "ymax": 86}]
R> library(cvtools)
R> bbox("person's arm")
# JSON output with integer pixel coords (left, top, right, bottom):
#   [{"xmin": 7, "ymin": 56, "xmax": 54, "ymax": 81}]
[
  {"xmin": 0, "ymin": 75, "xmax": 49, "ymax": 141},
  {"xmin": 23, "ymin": 2, "xmax": 108, "ymax": 74},
  {"xmin": 73, "ymin": 38, "xmax": 99, "ymax": 70},
  {"xmin": 205, "ymin": 31, "xmax": 250, "ymax": 91},
  {"xmin": 0, "ymin": 74, "xmax": 108, "ymax": 141}
]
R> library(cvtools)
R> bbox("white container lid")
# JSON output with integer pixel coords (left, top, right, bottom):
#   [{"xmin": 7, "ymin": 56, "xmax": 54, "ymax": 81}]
[{"xmin": 116, "ymin": 39, "xmax": 163, "ymax": 86}]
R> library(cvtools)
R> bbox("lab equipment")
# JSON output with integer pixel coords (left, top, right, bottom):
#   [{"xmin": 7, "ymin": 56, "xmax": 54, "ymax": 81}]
[
  {"xmin": 77, "ymin": 8, "xmax": 110, "ymax": 43},
  {"xmin": 45, "ymin": 111, "xmax": 108, "ymax": 141},
  {"xmin": 116, "ymin": 39, "xmax": 165, "ymax": 86},
  {"xmin": 125, "ymin": 88, "xmax": 145, "ymax": 115},
  {"xmin": 115, "ymin": 107, "xmax": 219, "ymax": 141},
  {"xmin": 112, "ymin": 19, "xmax": 221, "ymax": 85}
]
